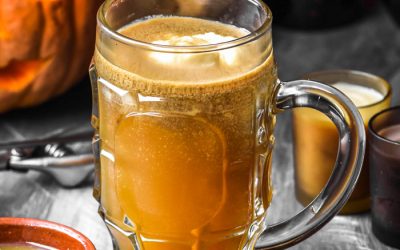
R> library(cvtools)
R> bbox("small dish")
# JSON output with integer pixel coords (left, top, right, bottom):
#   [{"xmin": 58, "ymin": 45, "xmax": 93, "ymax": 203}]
[{"xmin": 0, "ymin": 217, "xmax": 95, "ymax": 249}]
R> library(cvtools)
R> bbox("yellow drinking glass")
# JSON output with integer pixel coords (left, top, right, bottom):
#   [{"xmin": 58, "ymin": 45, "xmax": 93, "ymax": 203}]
[{"xmin": 293, "ymin": 70, "xmax": 391, "ymax": 214}]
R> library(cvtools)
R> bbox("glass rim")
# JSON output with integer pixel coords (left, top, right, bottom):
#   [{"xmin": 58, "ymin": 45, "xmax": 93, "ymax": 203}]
[
  {"xmin": 303, "ymin": 69, "xmax": 392, "ymax": 109},
  {"xmin": 368, "ymin": 105, "xmax": 400, "ymax": 146},
  {"xmin": 97, "ymin": 0, "xmax": 272, "ymax": 53}
]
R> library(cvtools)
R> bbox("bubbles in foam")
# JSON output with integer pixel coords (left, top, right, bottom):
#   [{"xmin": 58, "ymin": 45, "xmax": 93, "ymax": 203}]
[
  {"xmin": 152, "ymin": 32, "xmax": 237, "ymax": 46},
  {"xmin": 96, "ymin": 16, "xmax": 274, "ymax": 95},
  {"xmin": 149, "ymin": 32, "xmax": 243, "ymax": 67}
]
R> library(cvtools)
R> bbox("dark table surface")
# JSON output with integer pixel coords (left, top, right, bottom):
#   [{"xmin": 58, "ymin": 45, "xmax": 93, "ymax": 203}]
[{"xmin": 0, "ymin": 5, "xmax": 399, "ymax": 250}]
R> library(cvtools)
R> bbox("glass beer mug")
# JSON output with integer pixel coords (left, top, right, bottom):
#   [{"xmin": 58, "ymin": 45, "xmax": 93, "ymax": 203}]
[{"xmin": 89, "ymin": 0, "xmax": 365, "ymax": 249}]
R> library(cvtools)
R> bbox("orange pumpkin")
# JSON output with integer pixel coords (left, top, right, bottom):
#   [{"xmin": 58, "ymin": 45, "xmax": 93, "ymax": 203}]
[{"xmin": 0, "ymin": 0, "xmax": 102, "ymax": 112}]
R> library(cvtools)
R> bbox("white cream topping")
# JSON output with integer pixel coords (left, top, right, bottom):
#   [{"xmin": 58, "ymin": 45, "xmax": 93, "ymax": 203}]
[
  {"xmin": 152, "ymin": 32, "xmax": 236, "ymax": 46},
  {"xmin": 149, "ymin": 32, "xmax": 241, "ymax": 67},
  {"xmin": 333, "ymin": 82, "xmax": 384, "ymax": 107}
]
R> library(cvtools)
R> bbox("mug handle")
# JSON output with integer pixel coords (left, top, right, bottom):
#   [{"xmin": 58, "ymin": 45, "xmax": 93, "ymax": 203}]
[{"xmin": 255, "ymin": 80, "xmax": 366, "ymax": 249}]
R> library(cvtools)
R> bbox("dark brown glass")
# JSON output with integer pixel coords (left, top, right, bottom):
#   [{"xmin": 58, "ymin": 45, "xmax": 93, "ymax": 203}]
[{"xmin": 369, "ymin": 106, "xmax": 400, "ymax": 248}]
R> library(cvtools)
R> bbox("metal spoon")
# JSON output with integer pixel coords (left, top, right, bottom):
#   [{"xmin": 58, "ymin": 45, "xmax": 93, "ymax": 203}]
[{"xmin": 0, "ymin": 132, "xmax": 94, "ymax": 188}]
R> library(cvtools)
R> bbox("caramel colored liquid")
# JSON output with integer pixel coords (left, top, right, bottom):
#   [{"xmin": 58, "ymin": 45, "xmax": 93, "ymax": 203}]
[
  {"xmin": 0, "ymin": 243, "xmax": 50, "ymax": 250},
  {"xmin": 379, "ymin": 124, "xmax": 400, "ymax": 142},
  {"xmin": 93, "ymin": 16, "xmax": 276, "ymax": 249}
]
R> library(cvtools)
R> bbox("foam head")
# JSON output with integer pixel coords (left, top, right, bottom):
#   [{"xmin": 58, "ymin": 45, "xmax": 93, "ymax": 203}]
[{"xmin": 333, "ymin": 82, "xmax": 384, "ymax": 107}]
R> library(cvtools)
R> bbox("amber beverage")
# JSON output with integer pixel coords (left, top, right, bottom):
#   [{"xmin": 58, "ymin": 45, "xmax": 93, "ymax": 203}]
[
  {"xmin": 93, "ymin": 15, "xmax": 277, "ymax": 250},
  {"xmin": 0, "ymin": 244, "xmax": 46, "ymax": 250},
  {"xmin": 90, "ymin": 1, "xmax": 366, "ymax": 250},
  {"xmin": 293, "ymin": 70, "xmax": 391, "ymax": 214}
]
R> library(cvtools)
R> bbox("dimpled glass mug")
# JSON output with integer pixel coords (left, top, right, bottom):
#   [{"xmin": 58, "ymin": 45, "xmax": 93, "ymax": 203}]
[{"xmin": 89, "ymin": 0, "xmax": 365, "ymax": 249}]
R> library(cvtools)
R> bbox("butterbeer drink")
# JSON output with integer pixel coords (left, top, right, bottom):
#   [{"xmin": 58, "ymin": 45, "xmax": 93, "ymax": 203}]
[
  {"xmin": 92, "ymin": 1, "xmax": 368, "ymax": 249},
  {"xmin": 293, "ymin": 71, "xmax": 391, "ymax": 214},
  {"xmin": 93, "ymin": 16, "xmax": 276, "ymax": 249}
]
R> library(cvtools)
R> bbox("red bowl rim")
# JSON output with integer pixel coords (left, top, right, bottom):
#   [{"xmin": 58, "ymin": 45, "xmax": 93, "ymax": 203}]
[{"xmin": 0, "ymin": 217, "xmax": 95, "ymax": 250}]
